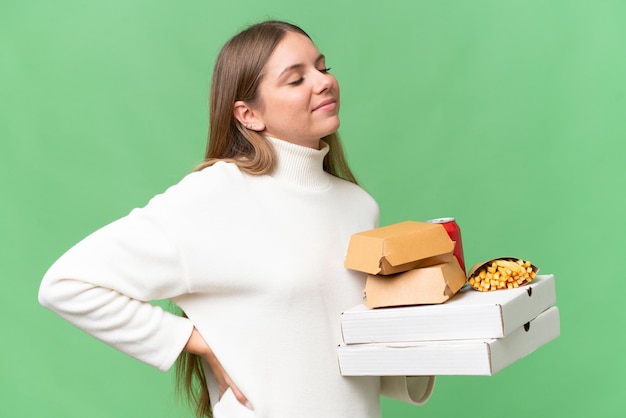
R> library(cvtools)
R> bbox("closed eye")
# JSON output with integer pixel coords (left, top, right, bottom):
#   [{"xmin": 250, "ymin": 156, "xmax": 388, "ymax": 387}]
[{"xmin": 287, "ymin": 67, "xmax": 331, "ymax": 86}]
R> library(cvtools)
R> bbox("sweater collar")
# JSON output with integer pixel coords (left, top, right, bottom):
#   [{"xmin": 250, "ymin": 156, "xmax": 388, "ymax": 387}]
[{"xmin": 267, "ymin": 137, "xmax": 331, "ymax": 190}]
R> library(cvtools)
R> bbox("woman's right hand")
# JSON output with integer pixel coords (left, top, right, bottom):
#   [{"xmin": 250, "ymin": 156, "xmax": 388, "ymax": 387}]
[{"xmin": 184, "ymin": 327, "xmax": 252, "ymax": 409}]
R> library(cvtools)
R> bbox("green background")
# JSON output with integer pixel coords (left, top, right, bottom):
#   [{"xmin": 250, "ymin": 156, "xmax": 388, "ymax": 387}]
[{"xmin": 2, "ymin": 0, "xmax": 624, "ymax": 416}]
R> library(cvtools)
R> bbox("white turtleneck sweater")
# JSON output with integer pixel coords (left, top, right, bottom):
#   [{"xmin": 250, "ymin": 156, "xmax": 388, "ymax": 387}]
[{"xmin": 39, "ymin": 138, "xmax": 434, "ymax": 418}]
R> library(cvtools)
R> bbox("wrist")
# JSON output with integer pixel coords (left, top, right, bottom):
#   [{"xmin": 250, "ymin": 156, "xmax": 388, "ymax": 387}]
[{"xmin": 184, "ymin": 327, "xmax": 212, "ymax": 357}]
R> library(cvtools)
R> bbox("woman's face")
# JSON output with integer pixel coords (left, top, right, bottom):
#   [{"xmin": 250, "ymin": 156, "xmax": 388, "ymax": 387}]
[{"xmin": 247, "ymin": 32, "xmax": 340, "ymax": 149}]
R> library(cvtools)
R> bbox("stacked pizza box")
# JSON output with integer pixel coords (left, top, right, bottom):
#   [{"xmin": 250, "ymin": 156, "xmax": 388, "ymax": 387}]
[{"xmin": 338, "ymin": 221, "xmax": 560, "ymax": 376}]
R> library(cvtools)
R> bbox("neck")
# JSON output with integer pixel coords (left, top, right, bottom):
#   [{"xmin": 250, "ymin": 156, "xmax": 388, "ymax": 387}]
[
  {"xmin": 267, "ymin": 137, "xmax": 330, "ymax": 190},
  {"xmin": 270, "ymin": 135, "xmax": 321, "ymax": 150}
]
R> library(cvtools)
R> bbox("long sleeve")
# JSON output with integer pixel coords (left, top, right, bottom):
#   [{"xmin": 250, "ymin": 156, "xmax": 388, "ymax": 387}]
[
  {"xmin": 38, "ymin": 209, "xmax": 194, "ymax": 371},
  {"xmin": 38, "ymin": 140, "xmax": 398, "ymax": 416}
]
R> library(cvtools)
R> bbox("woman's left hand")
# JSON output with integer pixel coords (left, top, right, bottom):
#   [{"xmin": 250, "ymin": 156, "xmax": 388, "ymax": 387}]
[{"xmin": 183, "ymin": 327, "xmax": 253, "ymax": 409}]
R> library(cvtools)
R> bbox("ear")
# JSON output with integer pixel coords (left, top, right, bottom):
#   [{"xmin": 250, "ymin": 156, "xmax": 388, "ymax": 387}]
[{"xmin": 233, "ymin": 101, "xmax": 266, "ymax": 132}]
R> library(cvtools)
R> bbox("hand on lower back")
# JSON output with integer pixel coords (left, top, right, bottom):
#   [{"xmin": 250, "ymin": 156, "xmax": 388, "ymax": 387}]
[{"xmin": 184, "ymin": 327, "xmax": 252, "ymax": 409}]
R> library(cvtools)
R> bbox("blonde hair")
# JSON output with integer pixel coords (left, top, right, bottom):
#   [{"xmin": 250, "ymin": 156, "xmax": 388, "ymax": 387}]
[{"xmin": 177, "ymin": 20, "xmax": 357, "ymax": 417}]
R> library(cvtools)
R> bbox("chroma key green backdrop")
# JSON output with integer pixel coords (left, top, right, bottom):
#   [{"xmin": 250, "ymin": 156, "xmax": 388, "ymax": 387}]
[{"xmin": 2, "ymin": 0, "xmax": 624, "ymax": 417}]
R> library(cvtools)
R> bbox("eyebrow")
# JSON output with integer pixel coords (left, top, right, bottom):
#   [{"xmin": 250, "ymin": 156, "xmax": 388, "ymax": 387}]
[{"xmin": 277, "ymin": 53, "xmax": 325, "ymax": 79}]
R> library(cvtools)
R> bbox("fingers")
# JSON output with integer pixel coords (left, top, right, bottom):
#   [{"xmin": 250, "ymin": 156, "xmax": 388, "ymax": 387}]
[
  {"xmin": 229, "ymin": 383, "xmax": 253, "ymax": 410},
  {"xmin": 184, "ymin": 328, "xmax": 253, "ymax": 410},
  {"xmin": 217, "ymin": 377, "xmax": 253, "ymax": 410},
  {"xmin": 211, "ymin": 355, "xmax": 253, "ymax": 410}
]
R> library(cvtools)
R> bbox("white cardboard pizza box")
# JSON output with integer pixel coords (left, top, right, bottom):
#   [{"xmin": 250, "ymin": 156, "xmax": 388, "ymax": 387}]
[
  {"xmin": 340, "ymin": 274, "xmax": 556, "ymax": 344},
  {"xmin": 337, "ymin": 305, "xmax": 560, "ymax": 376}
]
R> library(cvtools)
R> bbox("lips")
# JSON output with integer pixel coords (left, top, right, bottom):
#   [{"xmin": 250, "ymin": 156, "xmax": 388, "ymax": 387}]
[{"xmin": 313, "ymin": 98, "xmax": 338, "ymax": 112}]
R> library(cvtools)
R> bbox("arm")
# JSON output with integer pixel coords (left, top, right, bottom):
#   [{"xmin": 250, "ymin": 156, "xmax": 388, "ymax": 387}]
[{"xmin": 38, "ymin": 211, "xmax": 194, "ymax": 371}]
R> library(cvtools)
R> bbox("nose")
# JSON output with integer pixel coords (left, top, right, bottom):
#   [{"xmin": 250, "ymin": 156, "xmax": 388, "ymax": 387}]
[{"xmin": 313, "ymin": 71, "xmax": 333, "ymax": 94}]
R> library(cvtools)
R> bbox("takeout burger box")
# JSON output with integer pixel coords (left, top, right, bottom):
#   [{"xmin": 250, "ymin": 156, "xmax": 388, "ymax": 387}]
[
  {"xmin": 344, "ymin": 221, "xmax": 455, "ymax": 275},
  {"xmin": 363, "ymin": 258, "xmax": 467, "ymax": 308}
]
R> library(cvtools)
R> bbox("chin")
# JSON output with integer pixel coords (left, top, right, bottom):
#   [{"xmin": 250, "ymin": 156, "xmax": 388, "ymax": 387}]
[{"xmin": 321, "ymin": 120, "xmax": 340, "ymax": 138}]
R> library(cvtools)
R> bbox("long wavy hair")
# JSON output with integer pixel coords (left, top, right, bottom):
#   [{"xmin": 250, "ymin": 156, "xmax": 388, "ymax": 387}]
[{"xmin": 176, "ymin": 20, "xmax": 358, "ymax": 417}]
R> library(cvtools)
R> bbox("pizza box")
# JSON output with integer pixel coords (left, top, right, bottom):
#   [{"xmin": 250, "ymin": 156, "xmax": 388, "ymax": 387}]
[
  {"xmin": 337, "ymin": 306, "xmax": 560, "ymax": 376},
  {"xmin": 341, "ymin": 274, "xmax": 556, "ymax": 344}
]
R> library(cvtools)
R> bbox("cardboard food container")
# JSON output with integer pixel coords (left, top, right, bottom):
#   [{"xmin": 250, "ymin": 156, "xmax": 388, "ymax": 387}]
[
  {"xmin": 344, "ymin": 221, "xmax": 455, "ymax": 275},
  {"xmin": 363, "ymin": 258, "xmax": 467, "ymax": 308},
  {"xmin": 467, "ymin": 257, "xmax": 539, "ymax": 292}
]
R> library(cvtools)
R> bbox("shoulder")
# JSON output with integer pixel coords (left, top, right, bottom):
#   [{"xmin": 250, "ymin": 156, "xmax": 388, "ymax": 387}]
[
  {"xmin": 148, "ymin": 162, "xmax": 242, "ymax": 204},
  {"xmin": 330, "ymin": 176, "xmax": 377, "ymax": 202},
  {"xmin": 175, "ymin": 161, "xmax": 243, "ymax": 193},
  {"xmin": 329, "ymin": 175, "xmax": 380, "ymax": 218},
  {"xmin": 133, "ymin": 161, "xmax": 245, "ymax": 222}
]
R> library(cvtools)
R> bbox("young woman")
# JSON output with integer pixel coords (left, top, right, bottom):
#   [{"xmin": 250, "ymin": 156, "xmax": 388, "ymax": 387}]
[{"xmin": 39, "ymin": 20, "xmax": 434, "ymax": 417}]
